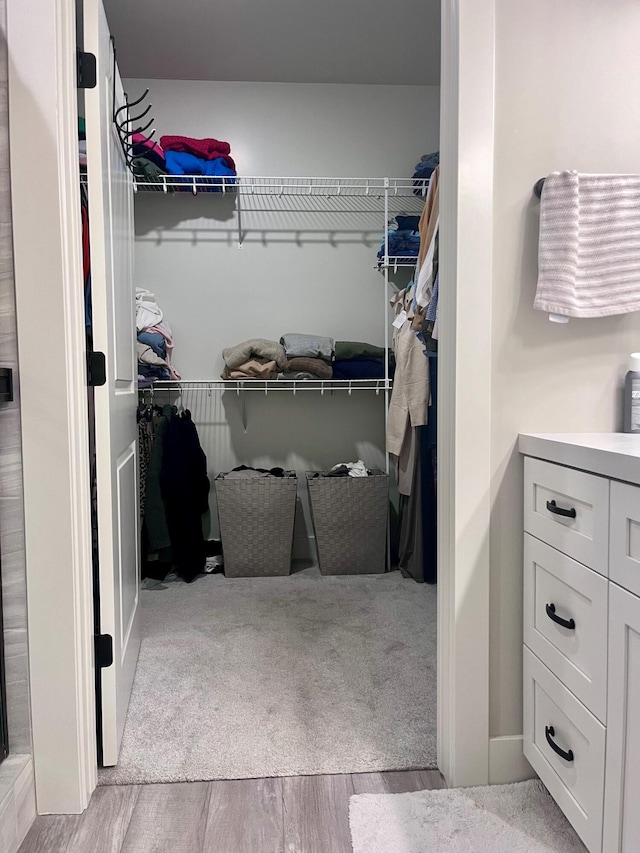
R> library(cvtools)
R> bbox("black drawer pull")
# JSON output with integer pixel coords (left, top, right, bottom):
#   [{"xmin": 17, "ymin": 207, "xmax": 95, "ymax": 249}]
[
  {"xmin": 545, "ymin": 725, "xmax": 574, "ymax": 762},
  {"xmin": 546, "ymin": 603, "xmax": 576, "ymax": 630},
  {"xmin": 546, "ymin": 499, "xmax": 576, "ymax": 519}
]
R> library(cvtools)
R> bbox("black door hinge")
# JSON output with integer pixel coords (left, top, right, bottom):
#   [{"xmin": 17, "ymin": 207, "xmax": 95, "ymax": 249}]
[
  {"xmin": 0, "ymin": 367, "xmax": 13, "ymax": 403},
  {"xmin": 87, "ymin": 351, "xmax": 106, "ymax": 387},
  {"xmin": 77, "ymin": 50, "xmax": 97, "ymax": 89},
  {"xmin": 95, "ymin": 634, "xmax": 113, "ymax": 669}
]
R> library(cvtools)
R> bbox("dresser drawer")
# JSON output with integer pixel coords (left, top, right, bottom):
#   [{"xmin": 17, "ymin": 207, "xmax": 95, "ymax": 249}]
[
  {"xmin": 524, "ymin": 457, "xmax": 609, "ymax": 573},
  {"xmin": 610, "ymin": 480, "xmax": 640, "ymax": 598},
  {"xmin": 524, "ymin": 534, "xmax": 608, "ymax": 722},
  {"xmin": 524, "ymin": 647, "xmax": 605, "ymax": 852}
]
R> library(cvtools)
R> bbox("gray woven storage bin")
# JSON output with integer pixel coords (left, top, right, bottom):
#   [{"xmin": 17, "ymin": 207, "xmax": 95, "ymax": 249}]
[
  {"xmin": 306, "ymin": 470, "xmax": 388, "ymax": 574},
  {"xmin": 215, "ymin": 472, "xmax": 297, "ymax": 577}
]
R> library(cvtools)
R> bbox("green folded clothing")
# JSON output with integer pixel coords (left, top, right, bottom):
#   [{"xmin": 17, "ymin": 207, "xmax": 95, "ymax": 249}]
[
  {"xmin": 133, "ymin": 157, "xmax": 172, "ymax": 190},
  {"xmin": 334, "ymin": 341, "xmax": 386, "ymax": 361}
]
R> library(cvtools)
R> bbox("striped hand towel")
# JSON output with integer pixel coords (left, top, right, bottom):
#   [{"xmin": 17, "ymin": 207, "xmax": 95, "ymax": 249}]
[{"xmin": 535, "ymin": 171, "xmax": 640, "ymax": 318}]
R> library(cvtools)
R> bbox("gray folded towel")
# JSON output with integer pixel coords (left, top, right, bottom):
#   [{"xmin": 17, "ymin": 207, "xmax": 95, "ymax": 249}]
[
  {"xmin": 280, "ymin": 333, "xmax": 334, "ymax": 362},
  {"xmin": 222, "ymin": 338, "xmax": 288, "ymax": 369}
]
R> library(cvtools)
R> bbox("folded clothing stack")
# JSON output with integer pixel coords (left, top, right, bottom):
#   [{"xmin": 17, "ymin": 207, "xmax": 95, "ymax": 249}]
[
  {"xmin": 136, "ymin": 288, "xmax": 180, "ymax": 386},
  {"xmin": 220, "ymin": 337, "xmax": 391, "ymax": 381},
  {"xmin": 132, "ymin": 133, "xmax": 171, "ymax": 188},
  {"xmin": 333, "ymin": 341, "xmax": 394, "ymax": 380},
  {"xmin": 377, "ymin": 215, "xmax": 421, "ymax": 264},
  {"xmin": 279, "ymin": 334, "xmax": 335, "ymax": 379},
  {"xmin": 160, "ymin": 135, "xmax": 237, "ymax": 191},
  {"xmin": 221, "ymin": 338, "xmax": 288, "ymax": 380},
  {"xmin": 279, "ymin": 357, "xmax": 333, "ymax": 381},
  {"xmin": 280, "ymin": 333, "xmax": 334, "ymax": 361},
  {"xmin": 413, "ymin": 151, "xmax": 439, "ymax": 195},
  {"xmin": 137, "ymin": 341, "xmax": 169, "ymax": 381},
  {"xmin": 221, "ymin": 336, "xmax": 336, "ymax": 380},
  {"xmin": 131, "ymin": 134, "xmax": 238, "ymax": 190},
  {"xmin": 223, "ymin": 359, "xmax": 279, "ymax": 380}
]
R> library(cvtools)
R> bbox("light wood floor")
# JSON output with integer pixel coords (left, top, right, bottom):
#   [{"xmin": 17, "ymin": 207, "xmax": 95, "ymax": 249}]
[{"xmin": 19, "ymin": 770, "xmax": 444, "ymax": 853}]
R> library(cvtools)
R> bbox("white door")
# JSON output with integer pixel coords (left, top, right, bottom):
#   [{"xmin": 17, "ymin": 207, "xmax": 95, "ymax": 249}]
[
  {"xmin": 603, "ymin": 583, "xmax": 640, "ymax": 852},
  {"xmin": 84, "ymin": 0, "xmax": 141, "ymax": 765}
]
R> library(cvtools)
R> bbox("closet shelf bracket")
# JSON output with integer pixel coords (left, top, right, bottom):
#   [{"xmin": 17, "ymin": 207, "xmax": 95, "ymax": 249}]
[
  {"xmin": 236, "ymin": 386, "xmax": 248, "ymax": 432},
  {"xmin": 237, "ymin": 191, "xmax": 244, "ymax": 247}
]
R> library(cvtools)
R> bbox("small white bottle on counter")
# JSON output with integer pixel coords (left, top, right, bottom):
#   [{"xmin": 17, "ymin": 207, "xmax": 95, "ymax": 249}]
[{"xmin": 623, "ymin": 353, "xmax": 640, "ymax": 433}]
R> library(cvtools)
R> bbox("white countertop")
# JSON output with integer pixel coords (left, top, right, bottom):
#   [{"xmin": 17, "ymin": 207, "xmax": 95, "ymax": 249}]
[{"xmin": 519, "ymin": 433, "xmax": 640, "ymax": 484}]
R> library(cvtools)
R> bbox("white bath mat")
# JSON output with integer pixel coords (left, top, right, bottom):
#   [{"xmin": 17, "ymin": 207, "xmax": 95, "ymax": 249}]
[{"xmin": 349, "ymin": 779, "xmax": 586, "ymax": 853}]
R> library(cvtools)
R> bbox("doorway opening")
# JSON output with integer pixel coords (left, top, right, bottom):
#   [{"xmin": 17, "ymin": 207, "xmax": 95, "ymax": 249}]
[{"xmin": 85, "ymin": 0, "xmax": 442, "ymax": 788}]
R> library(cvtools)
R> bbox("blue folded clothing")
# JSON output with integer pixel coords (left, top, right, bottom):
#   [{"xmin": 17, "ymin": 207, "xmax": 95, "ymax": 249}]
[
  {"xmin": 377, "ymin": 229, "xmax": 421, "ymax": 261},
  {"xmin": 413, "ymin": 151, "xmax": 439, "ymax": 194},
  {"xmin": 390, "ymin": 232, "xmax": 420, "ymax": 254},
  {"xmin": 137, "ymin": 363, "xmax": 170, "ymax": 380},
  {"xmin": 413, "ymin": 152, "xmax": 439, "ymax": 179},
  {"xmin": 396, "ymin": 215, "xmax": 420, "ymax": 231},
  {"xmin": 165, "ymin": 150, "xmax": 236, "ymax": 191},
  {"xmin": 137, "ymin": 331, "xmax": 166, "ymax": 360},
  {"xmin": 333, "ymin": 358, "xmax": 395, "ymax": 380}
]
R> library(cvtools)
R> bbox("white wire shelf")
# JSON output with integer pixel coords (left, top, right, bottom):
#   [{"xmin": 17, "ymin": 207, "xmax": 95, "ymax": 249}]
[
  {"xmin": 140, "ymin": 378, "xmax": 391, "ymax": 395},
  {"xmin": 140, "ymin": 378, "xmax": 391, "ymax": 431},
  {"xmin": 133, "ymin": 174, "xmax": 430, "ymax": 198},
  {"xmin": 377, "ymin": 255, "xmax": 419, "ymax": 271}
]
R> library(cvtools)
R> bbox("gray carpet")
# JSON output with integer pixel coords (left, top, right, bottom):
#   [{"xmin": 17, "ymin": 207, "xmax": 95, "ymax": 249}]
[
  {"xmin": 99, "ymin": 568, "xmax": 437, "ymax": 785},
  {"xmin": 349, "ymin": 779, "xmax": 587, "ymax": 853}
]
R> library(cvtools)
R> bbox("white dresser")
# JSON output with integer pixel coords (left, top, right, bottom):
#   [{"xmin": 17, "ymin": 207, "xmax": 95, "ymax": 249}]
[{"xmin": 519, "ymin": 433, "xmax": 640, "ymax": 853}]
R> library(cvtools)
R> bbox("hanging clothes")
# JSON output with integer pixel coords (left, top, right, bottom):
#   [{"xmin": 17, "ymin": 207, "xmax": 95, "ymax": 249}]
[
  {"xmin": 390, "ymin": 167, "xmax": 440, "ymax": 583},
  {"xmin": 143, "ymin": 407, "xmax": 172, "ymax": 561},
  {"xmin": 137, "ymin": 405, "xmax": 157, "ymax": 522},
  {"xmin": 416, "ymin": 166, "xmax": 439, "ymax": 273},
  {"xmin": 141, "ymin": 405, "xmax": 210, "ymax": 583},
  {"xmin": 397, "ymin": 356, "xmax": 438, "ymax": 584},
  {"xmin": 162, "ymin": 409, "xmax": 209, "ymax": 582},
  {"xmin": 386, "ymin": 284, "xmax": 430, "ymax": 496},
  {"xmin": 415, "ymin": 166, "xmax": 440, "ymax": 310}
]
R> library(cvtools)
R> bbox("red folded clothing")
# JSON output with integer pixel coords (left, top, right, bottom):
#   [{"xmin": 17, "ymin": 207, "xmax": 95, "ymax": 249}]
[{"xmin": 160, "ymin": 135, "xmax": 236, "ymax": 170}]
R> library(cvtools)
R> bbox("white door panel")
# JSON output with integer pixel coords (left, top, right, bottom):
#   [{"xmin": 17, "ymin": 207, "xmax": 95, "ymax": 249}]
[{"xmin": 84, "ymin": 0, "xmax": 140, "ymax": 766}]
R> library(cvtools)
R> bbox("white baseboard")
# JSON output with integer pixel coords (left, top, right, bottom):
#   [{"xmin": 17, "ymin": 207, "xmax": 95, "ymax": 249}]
[{"xmin": 489, "ymin": 735, "xmax": 537, "ymax": 784}]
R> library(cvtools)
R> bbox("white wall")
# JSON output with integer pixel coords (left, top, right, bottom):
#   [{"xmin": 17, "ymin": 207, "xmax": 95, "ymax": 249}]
[
  {"xmin": 127, "ymin": 80, "xmax": 440, "ymax": 549},
  {"xmin": 490, "ymin": 0, "xmax": 640, "ymax": 737}
]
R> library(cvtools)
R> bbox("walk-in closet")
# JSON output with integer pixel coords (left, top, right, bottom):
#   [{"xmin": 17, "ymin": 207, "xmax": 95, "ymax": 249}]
[{"xmin": 80, "ymin": 0, "xmax": 442, "ymax": 787}]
